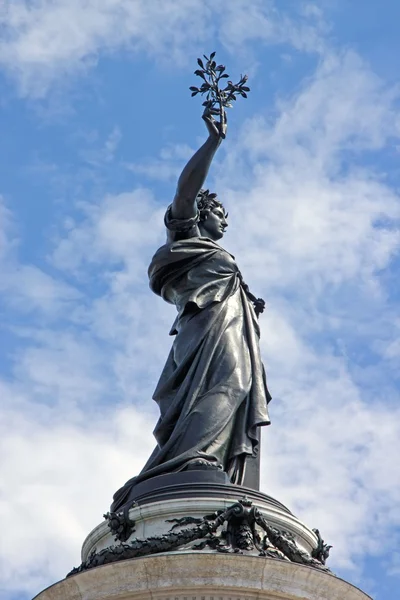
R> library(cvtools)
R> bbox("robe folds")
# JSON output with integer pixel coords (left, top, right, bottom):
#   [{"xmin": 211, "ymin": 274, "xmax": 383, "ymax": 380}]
[{"xmin": 111, "ymin": 237, "xmax": 271, "ymax": 512}]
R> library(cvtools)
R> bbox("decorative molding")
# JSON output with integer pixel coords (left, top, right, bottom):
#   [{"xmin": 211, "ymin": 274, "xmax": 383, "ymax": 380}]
[
  {"xmin": 311, "ymin": 528, "xmax": 332, "ymax": 564},
  {"xmin": 103, "ymin": 504, "xmax": 136, "ymax": 543},
  {"xmin": 68, "ymin": 498, "xmax": 331, "ymax": 577}
]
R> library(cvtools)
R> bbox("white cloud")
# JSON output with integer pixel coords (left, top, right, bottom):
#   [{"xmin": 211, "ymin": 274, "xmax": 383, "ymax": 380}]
[
  {"xmin": 0, "ymin": 197, "xmax": 14, "ymax": 258},
  {"xmin": 0, "ymin": 384, "xmax": 156, "ymax": 596},
  {"xmin": 51, "ymin": 188, "xmax": 166, "ymax": 278},
  {"xmin": 128, "ymin": 143, "xmax": 195, "ymax": 182},
  {"xmin": 1, "ymin": 264, "xmax": 80, "ymax": 315},
  {"xmin": 247, "ymin": 51, "xmax": 399, "ymax": 165},
  {"xmin": 0, "ymin": 0, "xmax": 326, "ymax": 97},
  {"xmin": 260, "ymin": 344, "xmax": 400, "ymax": 572},
  {"xmin": 77, "ymin": 126, "xmax": 122, "ymax": 167},
  {"xmin": 0, "ymin": 197, "xmax": 80, "ymax": 317},
  {"xmin": 216, "ymin": 51, "xmax": 400, "ymax": 294}
]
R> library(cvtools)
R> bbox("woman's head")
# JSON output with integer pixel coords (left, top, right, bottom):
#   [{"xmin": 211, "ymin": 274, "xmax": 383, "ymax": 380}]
[{"xmin": 196, "ymin": 189, "xmax": 228, "ymax": 240}]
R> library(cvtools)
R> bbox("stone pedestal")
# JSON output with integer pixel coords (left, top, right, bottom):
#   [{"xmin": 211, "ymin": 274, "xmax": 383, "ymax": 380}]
[
  {"xmin": 35, "ymin": 554, "xmax": 371, "ymax": 600},
  {"xmin": 82, "ymin": 478, "xmax": 316, "ymax": 562},
  {"xmin": 34, "ymin": 479, "xmax": 371, "ymax": 600}
]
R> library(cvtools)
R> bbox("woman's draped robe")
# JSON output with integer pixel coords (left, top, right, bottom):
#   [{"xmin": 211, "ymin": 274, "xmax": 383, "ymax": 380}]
[{"xmin": 112, "ymin": 222, "xmax": 271, "ymax": 512}]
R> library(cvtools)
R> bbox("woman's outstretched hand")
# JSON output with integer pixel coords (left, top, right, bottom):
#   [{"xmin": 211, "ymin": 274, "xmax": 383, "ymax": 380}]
[{"xmin": 202, "ymin": 107, "xmax": 227, "ymax": 142}]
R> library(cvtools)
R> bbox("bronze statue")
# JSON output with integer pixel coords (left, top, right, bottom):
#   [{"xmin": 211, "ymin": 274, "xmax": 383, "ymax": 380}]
[{"xmin": 112, "ymin": 55, "xmax": 271, "ymax": 512}]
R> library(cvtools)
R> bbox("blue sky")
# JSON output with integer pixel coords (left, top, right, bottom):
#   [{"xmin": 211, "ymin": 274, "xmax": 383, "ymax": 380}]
[{"xmin": 1, "ymin": 2, "xmax": 399, "ymax": 599}]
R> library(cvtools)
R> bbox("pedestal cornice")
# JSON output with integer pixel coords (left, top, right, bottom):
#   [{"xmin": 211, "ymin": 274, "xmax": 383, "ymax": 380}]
[{"xmin": 34, "ymin": 553, "xmax": 373, "ymax": 600}]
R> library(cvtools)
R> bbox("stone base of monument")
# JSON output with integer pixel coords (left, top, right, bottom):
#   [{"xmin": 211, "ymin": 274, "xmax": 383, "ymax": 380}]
[
  {"xmin": 35, "ymin": 553, "xmax": 371, "ymax": 600},
  {"xmin": 34, "ymin": 473, "xmax": 371, "ymax": 600}
]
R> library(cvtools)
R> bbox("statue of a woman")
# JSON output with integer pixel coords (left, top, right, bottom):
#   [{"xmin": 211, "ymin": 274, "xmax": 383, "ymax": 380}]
[{"xmin": 112, "ymin": 109, "xmax": 271, "ymax": 512}]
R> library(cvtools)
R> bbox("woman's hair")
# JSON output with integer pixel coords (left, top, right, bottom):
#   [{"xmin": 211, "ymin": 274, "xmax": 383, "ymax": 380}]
[{"xmin": 196, "ymin": 189, "xmax": 227, "ymax": 221}]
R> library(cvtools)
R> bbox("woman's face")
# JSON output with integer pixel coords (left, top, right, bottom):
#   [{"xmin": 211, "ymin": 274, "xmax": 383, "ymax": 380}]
[{"xmin": 200, "ymin": 206, "xmax": 228, "ymax": 240}]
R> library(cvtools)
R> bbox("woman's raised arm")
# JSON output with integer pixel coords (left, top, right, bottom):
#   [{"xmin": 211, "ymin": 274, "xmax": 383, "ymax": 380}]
[{"xmin": 171, "ymin": 110, "xmax": 227, "ymax": 220}]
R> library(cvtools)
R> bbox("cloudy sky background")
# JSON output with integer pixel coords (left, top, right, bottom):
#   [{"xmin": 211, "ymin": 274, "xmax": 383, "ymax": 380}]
[{"xmin": 1, "ymin": 1, "xmax": 399, "ymax": 599}]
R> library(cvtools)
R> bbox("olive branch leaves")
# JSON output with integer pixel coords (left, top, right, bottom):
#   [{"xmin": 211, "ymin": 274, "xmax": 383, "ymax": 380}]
[{"xmin": 189, "ymin": 51, "xmax": 250, "ymax": 118}]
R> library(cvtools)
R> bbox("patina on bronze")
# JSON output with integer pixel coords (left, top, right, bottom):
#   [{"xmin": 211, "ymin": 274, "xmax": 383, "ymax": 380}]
[{"xmin": 112, "ymin": 54, "xmax": 271, "ymax": 513}]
